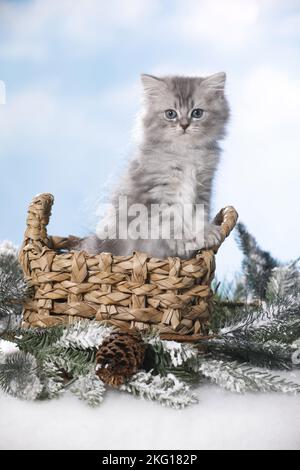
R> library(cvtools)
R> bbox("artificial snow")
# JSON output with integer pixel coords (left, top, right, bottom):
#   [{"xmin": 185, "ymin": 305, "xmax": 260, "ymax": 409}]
[{"xmin": 0, "ymin": 339, "xmax": 299, "ymax": 450}]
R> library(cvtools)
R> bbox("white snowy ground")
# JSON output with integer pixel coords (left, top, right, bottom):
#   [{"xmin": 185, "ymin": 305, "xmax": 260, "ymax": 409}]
[{"xmin": 1, "ymin": 340, "xmax": 300, "ymax": 450}]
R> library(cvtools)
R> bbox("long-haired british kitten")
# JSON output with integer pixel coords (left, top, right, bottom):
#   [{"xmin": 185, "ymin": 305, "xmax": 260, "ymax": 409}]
[{"xmin": 79, "ymin": 72, "xmax": 230, "ymax": 259}]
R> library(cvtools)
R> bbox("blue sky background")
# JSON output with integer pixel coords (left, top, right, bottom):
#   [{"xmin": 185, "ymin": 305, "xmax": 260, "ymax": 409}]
[{"xmin": 0, "ymin": 0, "xmax": 299, "ymax": 279}]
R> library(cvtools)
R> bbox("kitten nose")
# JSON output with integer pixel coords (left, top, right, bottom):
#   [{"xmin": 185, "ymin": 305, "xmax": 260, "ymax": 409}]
[{"xmin": 180, "ymin": 121, "xmax": 189, "ymax": 130}]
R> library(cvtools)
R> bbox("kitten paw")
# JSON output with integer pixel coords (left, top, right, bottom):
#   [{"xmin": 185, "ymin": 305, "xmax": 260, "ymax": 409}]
[{"xmin": 203, "ymin": 224, "xmax": 223, "ymax": 249}]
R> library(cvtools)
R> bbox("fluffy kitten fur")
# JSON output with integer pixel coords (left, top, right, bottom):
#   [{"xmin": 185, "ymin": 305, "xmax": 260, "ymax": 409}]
[{"xmin": 79, "ymin": 72, "xmax": 230, "ymax": 258}]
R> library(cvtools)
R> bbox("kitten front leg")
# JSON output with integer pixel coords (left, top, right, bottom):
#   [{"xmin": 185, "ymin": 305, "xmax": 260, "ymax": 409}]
[
  {"xmin": 203, "ymin": 223, "xmax": 223, "ymax": 249},
  {"xmin": 192, "ymin": 200, "xmax": 223, "ymax": 250},
  {"xmin": 184, "ymin": 223, "xmax": 222, "ymax": 252}
]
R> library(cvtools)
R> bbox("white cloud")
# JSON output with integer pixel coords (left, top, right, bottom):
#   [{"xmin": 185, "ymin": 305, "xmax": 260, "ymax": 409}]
[
  {"xmin": 1, "ymin": 0, "xmax": 299, "ymax": 60},
  {"xmin": 63, "ymin": 0, "xmax": 158, "ymax": 42},
  {"xmin": 0, "ymin": 42, "xmax": 46, "ymax": 61},
  {"xmin": 96, "ymin": 81, "xmax": 140, "ymax": 108},
  {"xmin": 173, "ymin": 0, "xmax": 261, "ymax": 51},
  {"xmin": 0, "ymin": 0, "xmax": 160, "ymax": 59},
  {"xmin": 267, "ymin": 0, "xmax": 300, "ymax": 38},
  {"xmin": 0, "ymin": 90, "xmax": 56, "ymax": 138},
  {"xmin": 0, "ymin": 87, "xmax": 115, "ymax": 156},
  {"xmin": 233, "ymin": 66, "xmax": 300, "ymax": 136},
  {"xmin": 0, "ymin": 78, "xmax": 144, "ymax": 162}
]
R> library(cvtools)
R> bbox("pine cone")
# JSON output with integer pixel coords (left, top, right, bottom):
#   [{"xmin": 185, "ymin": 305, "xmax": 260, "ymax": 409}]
[{"xmin": 95, "ymin": 330, "xmax": 145, "ymax": 387}]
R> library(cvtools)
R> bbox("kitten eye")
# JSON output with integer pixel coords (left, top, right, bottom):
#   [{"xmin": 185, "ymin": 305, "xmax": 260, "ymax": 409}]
[
  {"xmin": 165, "ymin": 109, "xmax": 177, "ymax": 120},
  {"xmin": 191, "ymin": 108, "xmax": 204, "ymax": 119}
]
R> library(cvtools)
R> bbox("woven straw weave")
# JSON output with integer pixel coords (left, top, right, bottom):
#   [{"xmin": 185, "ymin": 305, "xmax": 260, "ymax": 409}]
[{"xmin": 19, "ymin": 193, "xmax": 238, "ymax": 341}]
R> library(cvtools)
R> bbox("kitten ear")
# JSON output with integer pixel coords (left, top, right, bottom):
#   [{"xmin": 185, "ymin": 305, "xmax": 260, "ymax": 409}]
[
  {"xmin": 141, "ymin": 74, "xmax": 166, "ymax": 95},
  {"xmin": 202, "ymin": 72, "xmax": 226, "ymax": 91}
]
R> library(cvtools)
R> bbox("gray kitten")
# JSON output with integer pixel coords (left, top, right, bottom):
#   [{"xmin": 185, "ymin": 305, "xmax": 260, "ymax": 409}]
[{"xmin": 79, "ymin": 73, "xmax": 230, "ymax": 258}]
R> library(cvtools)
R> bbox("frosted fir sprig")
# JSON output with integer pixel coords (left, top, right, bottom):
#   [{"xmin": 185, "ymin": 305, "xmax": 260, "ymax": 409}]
[
  {"xmin": 42, "ymin": 377, "xmax": 65, "ymax": 399},
  {"xmin": 40, "ymin": 358, "xmax": 66, "ymax": 399},
  {"xmin": 9, "ymin": 374, "xmax": 43, "ymax": 401},
  {"xmin": 199, "ymin": 358, "xmax": 300, "ymax": 394},
  {"xmin": 220, "ymin": 263, "xmax": 300, "ymax": 340},
  {"xmin": 0, "ymin": 351, "xmax": 43, "ymax": 400},
  {"xmin": 70, "ymin": 373, "xmax": 106, "ymax": 407},
  {"xmin": 266, "ymin": 263, "xmax": 300, "ymax": 301},
  {"xmin": 0, "ymin": 347, "xmax": 5, "ymax": 364},
  {"xmin": 0, "ymin": 240, "xmax": 18, "ymax": 257},
  {"xmin": 121, "ymin": 371, "xmax": 198, "ymax": 409},
  {"xmin": 146, "ymin": 335, "xmax": 198, "ymax": 368},
  {"xmin": 57, "ymin": 320, "xmax": 113, "ymax": 350}
]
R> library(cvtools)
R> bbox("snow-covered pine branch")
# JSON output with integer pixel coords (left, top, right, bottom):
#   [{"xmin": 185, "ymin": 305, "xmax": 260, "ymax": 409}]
[
  {"xmin": 121, "ymin": 371, "xmax": 198, "ymax": 409},
  {"xmin": 199, "ymin": 358, "xmax": 300, "ymax": 394}
]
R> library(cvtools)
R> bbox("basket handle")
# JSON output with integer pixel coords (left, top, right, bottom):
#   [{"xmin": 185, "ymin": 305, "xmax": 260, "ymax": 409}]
[
  {"xmin": 212, "ymin": 206, "xmax": 238, "ymax": 252},
  {"xmin": 24, "ymin": 193, "xmax": 54, "ymax": 246}
]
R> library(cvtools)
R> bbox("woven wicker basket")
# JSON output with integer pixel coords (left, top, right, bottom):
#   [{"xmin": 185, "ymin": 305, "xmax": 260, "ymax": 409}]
[{"xmin": 19, "ymin": 193, "xmax": 238, "ymax": 341}]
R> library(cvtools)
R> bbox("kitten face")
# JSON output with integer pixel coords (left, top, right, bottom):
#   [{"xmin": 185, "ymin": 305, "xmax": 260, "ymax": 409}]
[{"xmin": 141, "ymin": 73, "xmax": 229, "ymax": 145}]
